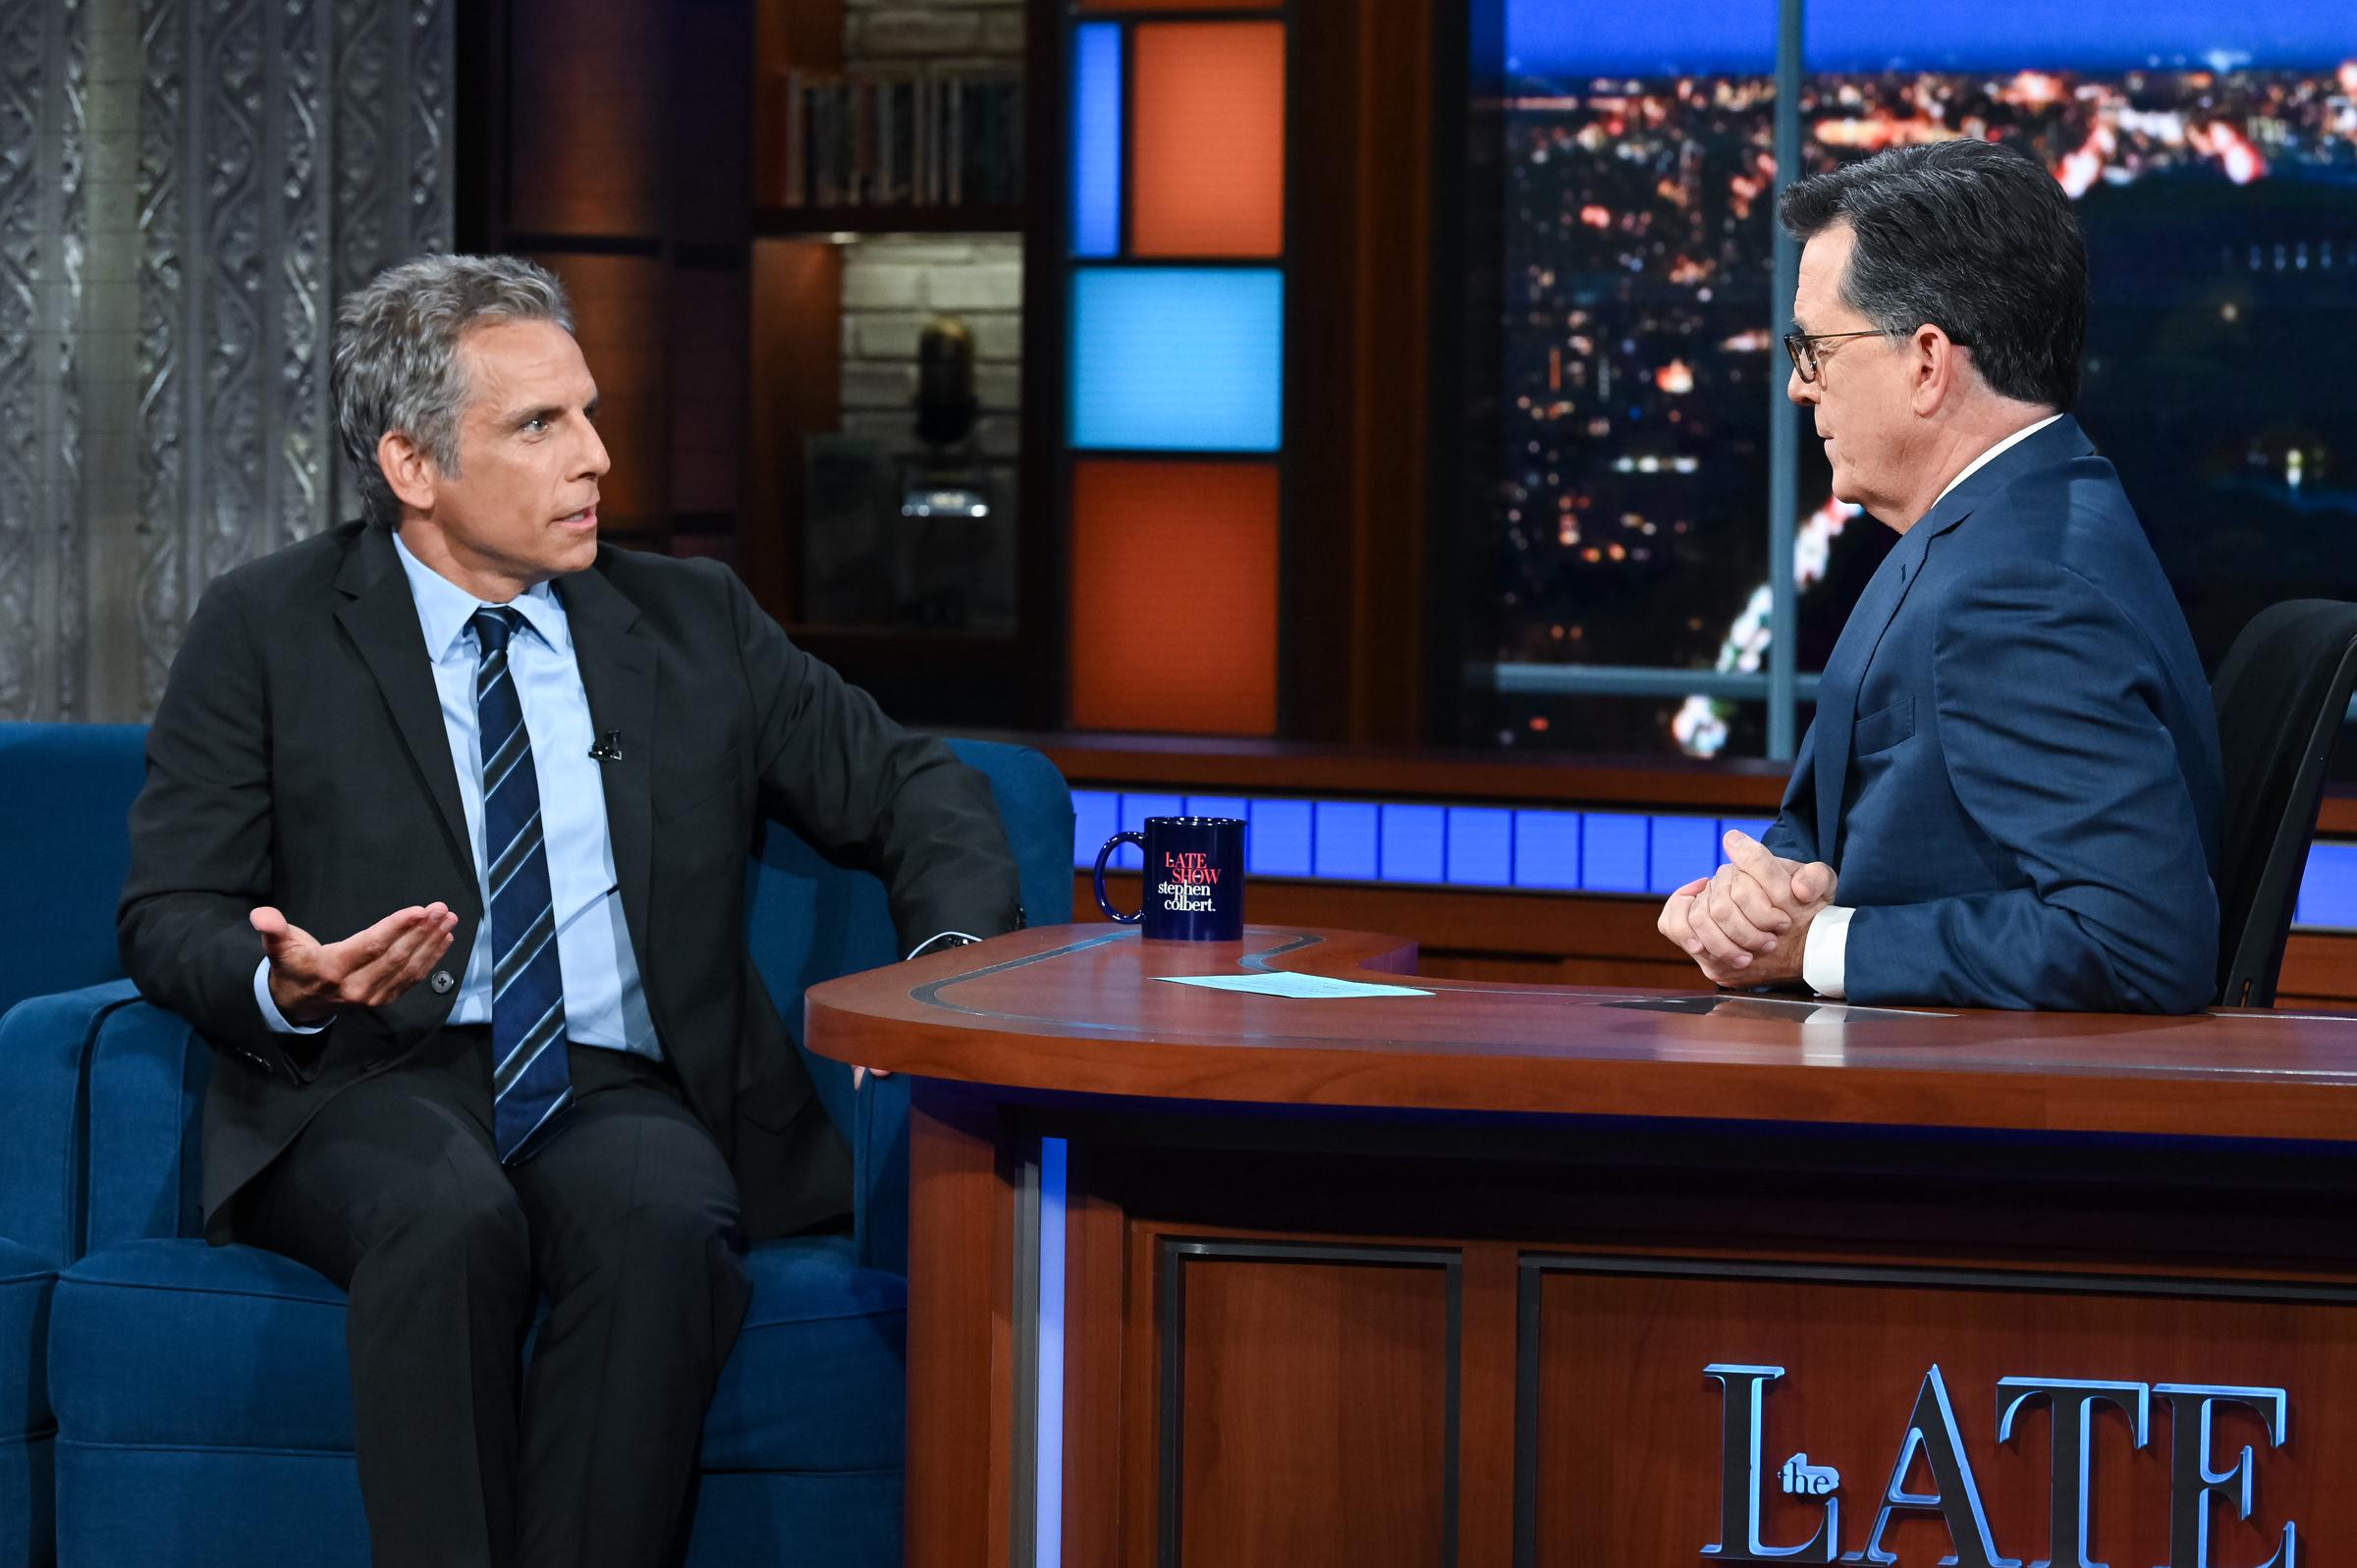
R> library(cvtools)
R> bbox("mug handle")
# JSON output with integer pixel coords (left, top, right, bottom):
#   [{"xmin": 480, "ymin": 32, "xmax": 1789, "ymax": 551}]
[{"xmin": 1093, "ymin": 831, "xmax": 1147, "ymax": 924}]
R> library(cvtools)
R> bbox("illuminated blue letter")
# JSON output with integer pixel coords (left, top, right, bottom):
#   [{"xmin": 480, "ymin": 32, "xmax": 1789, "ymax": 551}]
[
  {"xmin": 1996, "ymin": 1377, "xmax": 2151, "ymax": 1568},
  {"xmin": 1704, "ymin": 1365, "xmax": 1837, "ymax": 1562},
  {"xmin": 2152, "ymin": 1384, "xmax": 2296, "ymax": 1568},
  {"xmin": 1851, "ymin": 1364, "xmax": 2018, "ymax": 1568}
]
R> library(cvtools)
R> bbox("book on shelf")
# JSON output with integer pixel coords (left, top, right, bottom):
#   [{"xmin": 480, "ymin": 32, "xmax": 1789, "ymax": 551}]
[{"xmin": 777, "ymin": 66, "xmax": 1024, "ymax": 216}]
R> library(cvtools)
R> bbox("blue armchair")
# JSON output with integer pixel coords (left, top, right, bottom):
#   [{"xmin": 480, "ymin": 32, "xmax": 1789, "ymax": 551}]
[
  {"xmin": 0, "ymin": 722, "xmax": 1072, "ymax": 1567},
  {"xmin": 0, "ymin": 723, "xmax": 150, "ymax": 1568}
]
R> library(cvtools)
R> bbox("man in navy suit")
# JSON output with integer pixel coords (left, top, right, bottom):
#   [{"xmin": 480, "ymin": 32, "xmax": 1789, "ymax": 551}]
[{"xmin": 1658, "ymin": 138, "xmax": 2222, "ymax": 1012}]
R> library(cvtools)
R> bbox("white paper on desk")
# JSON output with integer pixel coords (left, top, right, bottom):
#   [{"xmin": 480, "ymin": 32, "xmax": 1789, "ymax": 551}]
[{"xmin": 1155, "ymin": 973, "xmax": 1433, "ymax": 1000}]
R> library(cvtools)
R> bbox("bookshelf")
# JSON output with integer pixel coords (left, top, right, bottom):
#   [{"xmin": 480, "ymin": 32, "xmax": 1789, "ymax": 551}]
[{"xmin": 745, "ymin": 0, "xmax": 1055, "ymax": 730}]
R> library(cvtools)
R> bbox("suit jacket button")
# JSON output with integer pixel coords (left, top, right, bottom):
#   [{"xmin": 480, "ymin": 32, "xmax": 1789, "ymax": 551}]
[{"xmin": 430, "ymin": 970, "xmax": 455, "ymax": 995}]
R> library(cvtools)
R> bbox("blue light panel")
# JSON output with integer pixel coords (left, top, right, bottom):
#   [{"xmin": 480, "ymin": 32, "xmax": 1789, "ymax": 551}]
[
  {"xmin": 1069, "ymin": 25, "xmax": 1123, "ymax": 260},
  {"xmin": 1648, "ymin": 815, "xmax": 1719, "ymax": 894},
  {"xmin": 1581, "ymin": 813, "xmax": 1650, "ymax": 894},
  {"xmin": 1247, "ymin": 798, "xmax": 1313, "ymax": 876},
  {"xmin": 1719, "ymin": 817, "xmax": 1775, "ymax": 847},
  {"xmin": 1114, "ymin": 792, "xmax": 1185, "ymax": 871},
  {"xmin": 1379, "ymin": 804, "xmax": 1448, "ymax": 884},
  {"xmin": 2298, "ymin": 842, "xmax": 2357, "ymax": 929},
  {"xmin": 1314, "ymin": 801, "xmax": 1380, "ymax": 881},
  {"xmin": 1069, "ymin": 268, "xmax": 1285, "ymax": 452},
  {"xmin": 1063, "ymin": 789, "xmax": 2357, "ymax": 930},
  {"xmin": 1072, "ymin": 789, "xmax": 1121, "ymax": 873},
  {"xmin": 1447, "ymin": 807, "xmax": 1514, "ymax": 887},
  {"xmin": 1513, "ymin": 810, "xmax": 1582, "ymax": 891}
]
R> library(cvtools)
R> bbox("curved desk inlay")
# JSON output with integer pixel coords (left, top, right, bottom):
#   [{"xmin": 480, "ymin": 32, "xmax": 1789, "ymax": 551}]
[{"xmin": 807, "ymin": 924, "xmax": 2357, "ymax": 1143}]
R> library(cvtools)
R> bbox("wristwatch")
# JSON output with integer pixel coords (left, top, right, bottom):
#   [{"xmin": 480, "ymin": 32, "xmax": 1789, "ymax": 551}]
[{"xmin": 904, "ymin": 930, "xmax": 983, "ymax": 960}]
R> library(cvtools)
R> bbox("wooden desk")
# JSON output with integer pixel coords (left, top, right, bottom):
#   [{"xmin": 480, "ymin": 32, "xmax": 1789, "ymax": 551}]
[{"xmin": 805, "ymin": 925, "xmax": 2357, "ymax": 1568}]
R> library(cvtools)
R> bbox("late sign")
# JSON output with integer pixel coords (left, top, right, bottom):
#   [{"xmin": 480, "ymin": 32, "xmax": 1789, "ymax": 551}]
[{"xmin": 1701, "ymin": 1364, "xmax": 2295, "ymax": 1567}]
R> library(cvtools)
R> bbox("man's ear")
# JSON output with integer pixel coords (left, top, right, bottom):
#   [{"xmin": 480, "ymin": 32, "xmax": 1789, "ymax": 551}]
[
  {"xmin": 1910, "ymin": 325, "xmax": 1960, "ymax": 416},
  {"xmin": 377, "ymin": 429, "xmax": 438, "ymax": 514}
]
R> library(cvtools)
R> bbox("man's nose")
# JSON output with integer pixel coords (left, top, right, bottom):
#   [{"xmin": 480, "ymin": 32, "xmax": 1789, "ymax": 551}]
[
  {"xmin": 1786, "ymin": 364, "xmax": 1815, "ymax": 406},
  {"xmin": 576, "ymin": 417, "xmax": 611, "ymax": 479}
]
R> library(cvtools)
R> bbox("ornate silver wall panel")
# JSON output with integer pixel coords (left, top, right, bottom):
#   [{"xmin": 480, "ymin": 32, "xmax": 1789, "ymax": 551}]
[
  {"xmin": 0, "ymin": 0, "xmax": 88, "ymax": 721},
  {"xmin": 0, "ymin": 0, "xmax": 452, "ymax": 719}
]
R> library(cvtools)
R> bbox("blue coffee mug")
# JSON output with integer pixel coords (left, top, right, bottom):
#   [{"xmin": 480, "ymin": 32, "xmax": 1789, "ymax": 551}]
[{"xmin": 1093, "ymin": 816, "xmax": 1245, "ymax": 941}]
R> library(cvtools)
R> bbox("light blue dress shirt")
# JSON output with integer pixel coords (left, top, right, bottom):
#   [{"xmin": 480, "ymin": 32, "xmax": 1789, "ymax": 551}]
[{"xmin": 253, "ymin": 532, "xmax": 659, "ymax": 1056}]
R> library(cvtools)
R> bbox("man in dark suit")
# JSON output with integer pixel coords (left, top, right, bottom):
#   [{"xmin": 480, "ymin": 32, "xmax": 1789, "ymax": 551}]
[
  {"xmin": 1657, "ymin": 139, "xmax": 2222, "ymax": 1012},
  {"xmin": 118, "ymin": 254, "xmax": 1023, "ymax": 1567}
]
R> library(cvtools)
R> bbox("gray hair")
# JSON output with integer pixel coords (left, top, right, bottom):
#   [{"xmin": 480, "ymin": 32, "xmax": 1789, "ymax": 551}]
[{"xmin": 332, "ymin": 253, "xmax": 576, "ymax": 525}]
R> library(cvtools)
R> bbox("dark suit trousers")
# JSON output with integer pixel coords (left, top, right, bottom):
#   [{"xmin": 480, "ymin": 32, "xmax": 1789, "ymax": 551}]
[{"xmin": 235, "ymin": 1027, "xmax": 753, "ymax": 1568}]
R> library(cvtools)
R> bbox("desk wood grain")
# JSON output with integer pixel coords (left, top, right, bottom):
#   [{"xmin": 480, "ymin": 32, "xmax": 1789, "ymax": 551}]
[{"xmin": 807, "ymin": 924, "xmax": 2357, "ymax": 1145}]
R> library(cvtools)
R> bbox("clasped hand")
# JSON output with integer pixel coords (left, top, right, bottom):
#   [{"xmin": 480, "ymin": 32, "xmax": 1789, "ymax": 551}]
[
  {"xmin": 252, "ymin": 902, "xmax": 460, "ymax": 1026},
  {"xmin": 1657, "ymin": 831, "xmax": 1837, "ymax": 989}
]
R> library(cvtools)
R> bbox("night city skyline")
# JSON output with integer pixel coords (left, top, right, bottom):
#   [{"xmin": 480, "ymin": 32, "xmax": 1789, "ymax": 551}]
[{"xmin": 1484, "ymin": 8, "xmax": 2357, "ymax": 758}]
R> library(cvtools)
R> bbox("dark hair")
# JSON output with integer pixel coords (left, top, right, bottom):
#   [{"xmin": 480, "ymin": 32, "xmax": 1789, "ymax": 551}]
[{"xmin": 1779, "ymin": 138, "xmax": 2085, "ymax": 409}]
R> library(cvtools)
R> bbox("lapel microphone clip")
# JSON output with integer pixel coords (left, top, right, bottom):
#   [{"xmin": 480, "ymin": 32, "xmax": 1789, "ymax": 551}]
[{"xmin": 588, "ymin": 730, "xmax": 624, "ymax": 763}]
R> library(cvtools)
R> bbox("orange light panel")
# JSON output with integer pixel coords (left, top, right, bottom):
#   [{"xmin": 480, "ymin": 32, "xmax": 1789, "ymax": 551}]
[
  {"xmin": 1069, "ymin": 460, "xmax": 1279, "ymax": 735},
  {"xmin": 1130, "ymin": 23, "xmax": 1286, "ymax": 258}
]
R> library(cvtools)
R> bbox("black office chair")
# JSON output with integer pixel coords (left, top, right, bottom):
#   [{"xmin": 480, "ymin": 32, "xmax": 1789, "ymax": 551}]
[{"xmin": 2210, "ymin": 599, "xmax": 2357, "ymax": 1007}]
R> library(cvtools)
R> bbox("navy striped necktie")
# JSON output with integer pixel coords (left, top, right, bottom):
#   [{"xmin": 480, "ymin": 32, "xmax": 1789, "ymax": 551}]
[{"xmin": 471, "ymin": 607, "xmax": 574, "ymax": 1162}]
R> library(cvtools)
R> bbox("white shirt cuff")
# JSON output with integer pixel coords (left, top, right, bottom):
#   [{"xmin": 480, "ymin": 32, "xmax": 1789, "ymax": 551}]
[
  {"xmin": 1802, "ymin": 905, "xmax": 1855, "ymax": 1000},
  {"xmin": 252, "ymin": 957, "xmax": 329, "ymax": 1035}
]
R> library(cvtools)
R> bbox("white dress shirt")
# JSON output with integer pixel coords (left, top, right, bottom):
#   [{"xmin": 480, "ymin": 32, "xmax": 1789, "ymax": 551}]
[
  {"xmin": 1800, "ymin": 413, "xmax": 2063, "ymax": 999},
  {"xmin": 254, "ymin": 531, "xmax": 659, "ymax": 1055}
]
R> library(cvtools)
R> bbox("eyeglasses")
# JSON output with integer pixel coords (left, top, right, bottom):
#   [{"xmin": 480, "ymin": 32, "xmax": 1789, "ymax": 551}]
[
  {"xmin": 1782, "ymin": 330, "xmax": 1884, "ymax": 384},
  {"xmin": 1782, "ymin": 327, "xmax": 1973, "ymax": 383}
]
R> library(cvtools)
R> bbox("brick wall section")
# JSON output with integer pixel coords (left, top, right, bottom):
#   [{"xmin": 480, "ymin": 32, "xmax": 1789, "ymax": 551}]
[
  {"xmin": 836, "ymin": 237, "xmax": 1022, "ymax": 463},
  {"xmin": 841, "ymin": 0, "xmax": 1026, "ymax": 67},
  {"xmin": 830, "ymin": 0, "xmax": 1026, "ymax": 521}
]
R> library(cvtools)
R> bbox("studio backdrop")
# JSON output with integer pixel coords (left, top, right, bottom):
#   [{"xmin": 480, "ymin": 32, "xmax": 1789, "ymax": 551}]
[{"xmin": 0, "ymin": 0, "xmax": 454, "ymax": 722}]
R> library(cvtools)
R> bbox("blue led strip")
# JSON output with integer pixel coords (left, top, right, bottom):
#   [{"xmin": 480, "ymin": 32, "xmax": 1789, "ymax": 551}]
[
  {"xmin": 2299, "ymin": 842, "xmax": 2357, "ymax": 929},
  {"xmin": 1032, "ymin": 1136, "xmax": 1068, "ymax": 1568},
  {"xmin": 1069, "ymin": 24, "xmax": 1123, "ymax": 260},
  {"xmin": 1069, "ymin": 787, "xmax": 2357, "ymax": 928}
]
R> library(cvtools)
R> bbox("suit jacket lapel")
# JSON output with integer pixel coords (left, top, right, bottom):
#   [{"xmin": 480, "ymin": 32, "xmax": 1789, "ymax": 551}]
[
  {"xmin": 1810, "ymin": 415, "xmax": 2095, "ymax": 865},
  {"xmin": 559, "ymin": 559, "xmax": 657, "ymax": 961},
  {"xmin": 332, "ymin": 527, "xmax": 473, "ymax": 872},
  {"xmin": 1813, "ymin": 537, "xmax": 1913, "ymax": 868},
  {"xmin": 1813, "ymin": 491, "xmax": 1960, "ymax": 866}
]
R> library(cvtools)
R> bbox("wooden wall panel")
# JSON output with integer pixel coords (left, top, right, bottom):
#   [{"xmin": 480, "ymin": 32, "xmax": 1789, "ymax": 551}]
[
  {"xmin": 667, "ymin": 266, "xmax": 749, "ymax": 523},
  {"xmin": 529, "ymin": 252, "xmax": 668, "ymax": 535},
  {"xmin": 1287, "ymin": 0, "xmax": 1436, "ymax": 744},
  {"xmin": 1036, "ymin": 737, "xmax": 1793, "ymax": 811},
  {"xmin": 1168, "ymin": 1248, "xmax": 1457, "ymax": 1568},
  {"xmin": 669, "ymin": 2, "xmax": 756, "ymax": 247},
  {"xmin": 505, "ymin": 1, "xmax": 668, "ymax": 237},
  {"xmin": 906, "ymin": 1082, "xmax": 1017, "ymax": 1568},
  {"xmin": 1526, "ymin": 1261, "xmax": 2346, "ymax": 1567},
  {"xmin": 745, "ymin": 240, "xmax": 843, "ymax": 615},
  {"xmin": 470, "ymin": 0, "xmax": 753, "ymax": 560}
]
